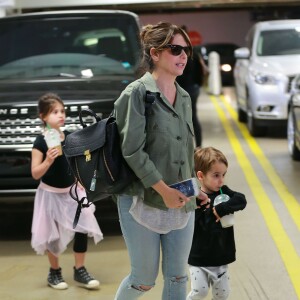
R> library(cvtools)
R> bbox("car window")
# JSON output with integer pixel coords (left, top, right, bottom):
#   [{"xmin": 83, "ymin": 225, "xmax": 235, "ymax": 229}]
[
  {"xmin": 0, "ymin": 15, "xmax": 140, "ymax": 80},
  {"xmin": 257, "ymin": 29, "xmax": 300, "ymax": 56}
]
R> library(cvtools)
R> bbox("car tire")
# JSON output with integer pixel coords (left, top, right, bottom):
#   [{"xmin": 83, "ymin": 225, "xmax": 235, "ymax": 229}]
[
  {"xmin": 247, "ymin": 112, "xmax": 267, "ymax": 137},
  {"xmin": 238, "ymin": 107, "xmax": 247, "ymax": 123},
  {"xmin": 287, "ymin": 109, "xmax": 300, "ymax": 160}
]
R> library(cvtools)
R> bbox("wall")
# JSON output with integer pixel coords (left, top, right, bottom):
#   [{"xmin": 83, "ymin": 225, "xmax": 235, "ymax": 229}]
[{"xmin": 139, "ymin": 9, "xmax": 255, "ymax": 47}]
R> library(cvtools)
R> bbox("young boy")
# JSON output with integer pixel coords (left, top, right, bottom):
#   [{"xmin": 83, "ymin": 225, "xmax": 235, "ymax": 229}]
[{"xmin": 187, "ymin": 147, "xmax": 247, "ymax": 300}]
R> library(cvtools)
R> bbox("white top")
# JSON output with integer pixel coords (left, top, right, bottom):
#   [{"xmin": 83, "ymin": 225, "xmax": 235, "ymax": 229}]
[{"xmin": 129, "ymin": 195, "xmax": 191, "ymax": 234}]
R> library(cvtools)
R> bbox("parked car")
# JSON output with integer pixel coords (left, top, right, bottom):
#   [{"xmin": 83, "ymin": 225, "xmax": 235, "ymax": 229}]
[
  {"xmin": 287, "ymin": 75, "xmax": 300, "ymax": 160},
  {"xmin": 199, "ymin": 43, "xmax": 239, "ymax": 86},
  {"xmin": 0, "ymin": 10, "xmax": 141, "ymax": 221},
  {"xmin": 234, "ymin": 19, "xmax": 300, "ymax": 136}
]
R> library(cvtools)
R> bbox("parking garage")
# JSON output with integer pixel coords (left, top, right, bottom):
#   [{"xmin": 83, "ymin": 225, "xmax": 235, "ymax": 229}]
[{"xmin": 0, "ymin": 1, "xmax": 300, "ymax": 300}]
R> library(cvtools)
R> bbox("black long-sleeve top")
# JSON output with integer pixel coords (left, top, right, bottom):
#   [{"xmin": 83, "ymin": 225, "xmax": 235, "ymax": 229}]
[
  {"xmin": 32, "ymin": 131, "xmax": 74, "ymax": 188},
  {"xmin": 188, "ymin": 185, "xmax": 247, "ymax": 267}
]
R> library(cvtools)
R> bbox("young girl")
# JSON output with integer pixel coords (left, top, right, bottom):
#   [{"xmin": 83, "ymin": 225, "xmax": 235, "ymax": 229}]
[
  {"xmin": 187, "ymin": 147, "xmax": 247, "ymax": 300},
  {"xmin": 31, "ymin": 92, "xmax": 103, "ymax": 290},
  {"xmin": 113, "ymin": 22, "xmax": 209, "ymax": 299}
]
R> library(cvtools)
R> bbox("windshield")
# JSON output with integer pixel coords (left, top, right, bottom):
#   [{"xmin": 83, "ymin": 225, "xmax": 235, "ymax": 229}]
[
  {"xmin": 0, "ymin": 14, "xmax": 140, "ymax": 80},
  {"xmin": 257, "ymin": 28, "xmax": 300, "ymax": 56}
]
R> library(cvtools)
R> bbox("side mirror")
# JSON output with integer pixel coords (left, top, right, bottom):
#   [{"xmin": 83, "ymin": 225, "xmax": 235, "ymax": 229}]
[{"xmin": 234, "ymin": 47, "xmax": 250, "ymax": 59}]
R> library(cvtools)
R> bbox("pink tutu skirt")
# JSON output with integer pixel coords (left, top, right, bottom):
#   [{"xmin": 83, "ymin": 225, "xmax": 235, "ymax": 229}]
[{"xmin": 31, "ymin": 182, "xmax": 103, "ymax": 256}]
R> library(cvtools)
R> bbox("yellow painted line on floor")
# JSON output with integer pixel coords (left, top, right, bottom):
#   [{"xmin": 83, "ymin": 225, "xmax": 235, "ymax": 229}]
[
  {"xmin": 209, "ymin": 95, "xmax": 300, "ymax": 297},
  {"xmin": 219, "ymin": 94, "xmax": 300, "ymax": 233}
]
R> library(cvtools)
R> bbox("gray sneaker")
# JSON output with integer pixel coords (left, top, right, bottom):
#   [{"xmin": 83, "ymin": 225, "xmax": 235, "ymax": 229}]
[
  {"xmin": 74, "ymin": 266, "xmax": 100, "ymax": 289},
  {"xmin": 47, "ymin": 268, "xmax": 68, "ymax": 290}
]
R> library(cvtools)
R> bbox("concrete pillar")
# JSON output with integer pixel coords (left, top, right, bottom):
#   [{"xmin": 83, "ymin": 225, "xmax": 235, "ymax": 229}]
[
  {"xmin": 0, "ymin": 8, "xmax": 6, "ymax": 17},
  {"xmin": 208, "ymin": 51, "xmax": 222, "ymax": 95}
]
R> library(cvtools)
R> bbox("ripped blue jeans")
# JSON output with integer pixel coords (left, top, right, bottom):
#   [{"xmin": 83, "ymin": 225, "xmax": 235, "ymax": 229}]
[{"xmin": 114, "ymin": 194, "xmax": 195, "ymax": 300}]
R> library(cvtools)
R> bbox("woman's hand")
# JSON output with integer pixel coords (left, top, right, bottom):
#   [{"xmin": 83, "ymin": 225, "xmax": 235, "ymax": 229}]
[
  {"xmin": 152, "ymin": 180, "xmax": 190, "ymax": 209},
  {"xmin": 196, "ymin": 190, "xmax": 210, "ymax": 210},
  {"xmin": 163, "ymin": 187, "xmax": 190, "ymax": 209}
]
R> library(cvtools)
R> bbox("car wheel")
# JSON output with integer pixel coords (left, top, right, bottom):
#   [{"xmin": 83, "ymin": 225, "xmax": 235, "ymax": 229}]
[
  {"xmin": 238, "ymin": 107, "xmax": 247, "ymax": 123},
  {"xmin": 287, "ymin": 109, "xmax": 300, "ymax": 160},
  {"xmin": 247, "ymin": 112, "xmax": 267, "ymax": 137}
]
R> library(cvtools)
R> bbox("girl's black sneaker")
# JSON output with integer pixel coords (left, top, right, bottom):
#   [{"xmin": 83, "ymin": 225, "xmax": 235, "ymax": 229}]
[
  {"xmin": 74, "ymin": 266, "xmax": 100, "ymax": 289},
  {"xmin": 47, "ymin": 267, "xmax": 68, "ymax": 290}
]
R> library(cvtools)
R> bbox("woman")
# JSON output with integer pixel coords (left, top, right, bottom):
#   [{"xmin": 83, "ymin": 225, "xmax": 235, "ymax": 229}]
[{"xmin": 113, "ymin": 22, "xmax": 209, "ymax": 300}]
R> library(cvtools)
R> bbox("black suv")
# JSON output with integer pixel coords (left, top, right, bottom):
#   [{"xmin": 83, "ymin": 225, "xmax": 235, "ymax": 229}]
[{"xmin": 0, "ymin": 10, "xmax": 141, "ymax": 216}]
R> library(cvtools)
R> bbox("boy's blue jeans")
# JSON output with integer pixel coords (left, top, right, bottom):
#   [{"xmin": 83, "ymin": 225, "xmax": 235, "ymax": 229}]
[{"xmin": 114, "ymin": 194, "xmax": 195, "ymax": 300}]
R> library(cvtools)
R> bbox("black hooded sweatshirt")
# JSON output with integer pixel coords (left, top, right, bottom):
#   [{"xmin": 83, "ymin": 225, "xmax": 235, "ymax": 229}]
[{"xmin": 188, "ymin": 185, "xmax": 247, "ymax": 267}]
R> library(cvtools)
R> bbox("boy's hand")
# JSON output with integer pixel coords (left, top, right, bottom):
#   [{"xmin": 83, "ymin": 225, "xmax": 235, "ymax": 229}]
[{"xmin": 212, "ymin": 207, "xmax": 221, "ymax": 222}]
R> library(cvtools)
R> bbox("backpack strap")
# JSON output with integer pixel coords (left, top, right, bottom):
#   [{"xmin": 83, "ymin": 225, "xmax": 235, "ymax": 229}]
[
  {"xmin": 145, "ymin": 90, "xmax": 157, "ymax": 113},
  {"xmin": 70, "ymin": 180, "xmax": 93, "ymax": 228},
  {"xmin": 145, "ymin": 90, "xmax": 159, "ymax": 127}
]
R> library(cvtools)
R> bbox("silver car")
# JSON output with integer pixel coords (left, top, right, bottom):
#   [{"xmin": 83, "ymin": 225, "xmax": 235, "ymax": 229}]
[
  {"xmin": 234, "ymin": 19, "xmax": 300, "ymax": 136},
  {"xmin": 288, "ymin": 75, "xmax": 300, "ymax": 160}
]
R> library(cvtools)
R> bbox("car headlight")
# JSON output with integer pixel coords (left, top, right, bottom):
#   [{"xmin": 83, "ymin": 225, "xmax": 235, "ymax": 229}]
[
  {"xmin": 221, "ymin": 64, "xmax": 232, "ymax": 72},
  {"xmin": 254, "ymin": 73, "xmax": 277, "ymax": 85}
]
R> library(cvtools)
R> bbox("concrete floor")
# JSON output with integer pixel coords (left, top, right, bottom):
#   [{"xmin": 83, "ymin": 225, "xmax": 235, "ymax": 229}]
[{"xmin": 0, "ymin": 87, "xmax": 300, "ymax": 300}]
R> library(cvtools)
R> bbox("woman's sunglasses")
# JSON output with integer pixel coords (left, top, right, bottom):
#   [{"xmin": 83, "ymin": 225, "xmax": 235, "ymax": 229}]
[{"xmin": 164, "ymin": 44, "xmax": 192, "ymax": 57}]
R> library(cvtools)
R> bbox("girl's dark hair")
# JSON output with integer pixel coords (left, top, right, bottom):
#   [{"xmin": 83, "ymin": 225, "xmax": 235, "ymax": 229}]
[
  {"xmin": 194, "ymin": 147, "xmax": 228, "ymax": 174},
  {"xmin": 38, "ymin": 92, "xmax": 64, "ymax": 126},
  {"xmin": 137, "ymin": 22, "xmax": 192, "ymax": 76}
]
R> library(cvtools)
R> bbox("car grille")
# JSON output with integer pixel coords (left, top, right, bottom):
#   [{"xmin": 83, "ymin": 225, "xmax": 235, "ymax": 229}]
[{"xmin": 0, "ymin": 105, "xmax": 95, "ymax": 148}]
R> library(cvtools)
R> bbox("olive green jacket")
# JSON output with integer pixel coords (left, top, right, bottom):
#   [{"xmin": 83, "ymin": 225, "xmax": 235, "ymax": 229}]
[{"xmin": 114, "ymin": 72, "xmax": 197, "ymax": 212}]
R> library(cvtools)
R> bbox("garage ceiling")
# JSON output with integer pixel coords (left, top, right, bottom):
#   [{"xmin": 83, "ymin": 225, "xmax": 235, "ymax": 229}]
[
  {"xmin": 16, "ymin": 0, "xmax": 300, "ymax": 13},
  {"xmin": 122, "ymin": 0, "xmax": 300, "ymax": 12}
]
